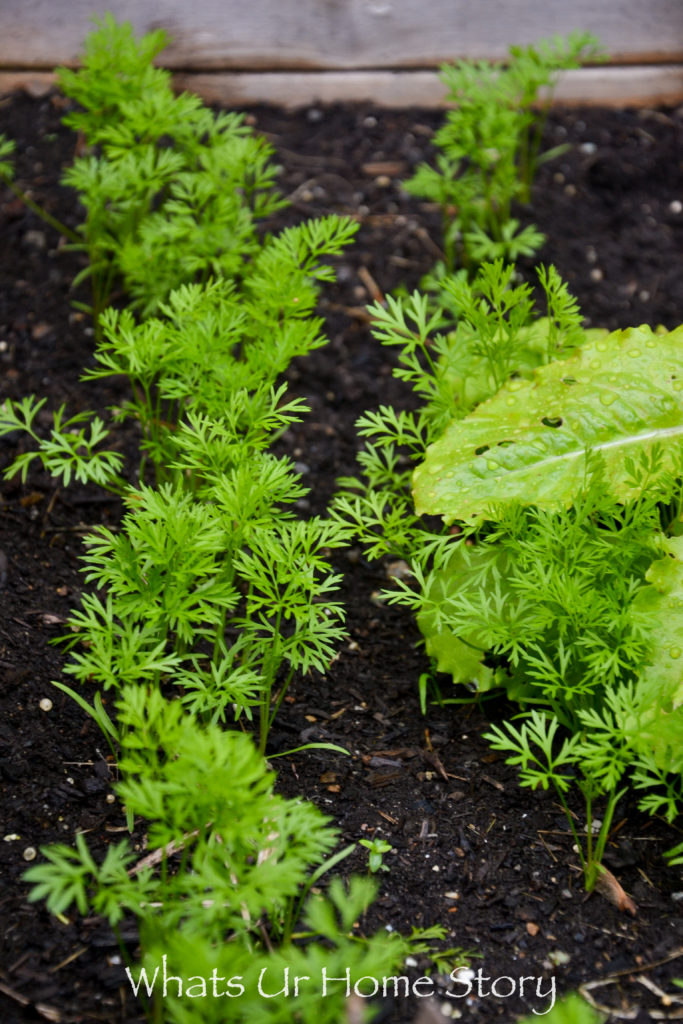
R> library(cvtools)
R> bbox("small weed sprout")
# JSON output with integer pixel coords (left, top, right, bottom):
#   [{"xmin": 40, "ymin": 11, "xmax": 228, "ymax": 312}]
[{"xmin": 359, "ymin": 837, "xmax": 393, "ymax": 874}]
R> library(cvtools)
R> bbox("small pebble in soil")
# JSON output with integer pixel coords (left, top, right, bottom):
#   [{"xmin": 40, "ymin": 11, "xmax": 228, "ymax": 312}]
[
  {"xmin": 31, "ymin": 322, "xmax": 52, "ymax": 340},
  {"xmin": 546, "ymin": 950, "xmax": 571, "ymax": 967},
  {"xmin": 23, "ymin": 229, "xmax": 46, "ymax": 249},
  {"xmin": 670, "ymin": 199, "xmax": 682, "ymax": 214},
  {"xmin": 23, "ymin": 846, "xmax": 37, "ymax": 861},
  {"xmin": 385, "ymin": 559, "xmax": 411, "ymax": 580},
  {"xmin": 106, "ymin": 794, "xmax": 116, "ymax": 804},
  {"xmin": 39, "ymin": 698, "xmax": 53, "ymax": 712}
]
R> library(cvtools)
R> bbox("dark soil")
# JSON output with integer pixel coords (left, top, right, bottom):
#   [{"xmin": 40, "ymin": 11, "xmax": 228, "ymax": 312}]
[{"xmin": 1, "ymin": 90, "xmax": 683, "ymax": 1024}]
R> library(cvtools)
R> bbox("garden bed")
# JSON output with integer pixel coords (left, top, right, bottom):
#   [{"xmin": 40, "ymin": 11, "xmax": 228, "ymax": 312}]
[{"xmin": 1, "ymin": 90, "xmax": 682, "ymax": 1024}]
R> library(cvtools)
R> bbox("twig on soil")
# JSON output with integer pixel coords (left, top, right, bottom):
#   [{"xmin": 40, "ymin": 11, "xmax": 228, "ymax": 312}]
[
  {"xmin": 42, "ymin": 524, "xmax": 106, "ymax": 536},
  {"xmin": 357, "ymin": 265, "xmax": 384, "ymax": 304},
  {"xmin": 327, "ymin": 302, "xmax": 375, "ymax": 322},
  {"xmin": 422, "ymin": 747, "xmax": 449, "ymax": 782},
  {"xmin": 48, "ymin": 946, "xmax": 88, "ymax": 973},
  {"xmin": 0, "ymin": 977, "xmax": 68, "ymax": 1022},
  {"xmin": 636, "ymin": 866, "xmax": 656, "ymax": 889},
  {"xmin": 636, "ymin": 973, "xmax": 683, "ymax": 1008},
  {"xmin": 41, "ymin": 486, "xmax": 60, "ymax": 528},
  {"xmin": 377, "ymin": 809, "xmax": 399, "ymax": 825},
  {"xmin": 579, "ymin": 947, "xmax": 683, "ymax": 1019},
  {"xmin": 536, "ymin": 830, "xmax": 560, "ymax": 864},
  {"xmin": 413, "ymin": 225, "xmax": 445, "ymax": 261},
  {"xmin": 480, "ymin": 773, "xmax": 504, "ymax": 792},
  {"xmin": 128, "ymin": 829, "xmax": 200, "ymax": 875}
]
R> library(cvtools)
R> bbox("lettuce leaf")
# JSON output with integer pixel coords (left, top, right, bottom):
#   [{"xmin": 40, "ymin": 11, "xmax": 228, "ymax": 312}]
[{"xmin": 414, "ymin": 324, "xmax": 683, "ymax": 522}]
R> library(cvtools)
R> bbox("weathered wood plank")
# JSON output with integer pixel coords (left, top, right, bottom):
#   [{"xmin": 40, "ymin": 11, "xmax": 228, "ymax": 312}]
[
  {"xmin": 2, "ymin": 0, "xmax": 682, "ymax": 70},
  {"xmin": 2, "ymin": 66, "xmax": 682, "ymax": 109},
  {"xmin": 174, "ymin": 66, "xmax": 683, "ymax": 108}
]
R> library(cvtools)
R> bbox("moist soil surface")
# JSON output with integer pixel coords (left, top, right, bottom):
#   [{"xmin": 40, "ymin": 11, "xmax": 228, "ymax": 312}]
[{"xmin": 1, "ymin": 91, "xmax": 682, "ymax": 1024}]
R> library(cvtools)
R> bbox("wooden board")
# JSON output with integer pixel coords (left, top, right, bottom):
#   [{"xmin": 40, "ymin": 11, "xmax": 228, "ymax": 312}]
[
  {"xmin": 2, "ymin": 0, "xmax": 683, "ymax": 71},
  {"xmin": 173, "ymin": 66, "xmax": 683, "ymax": 109},
  {"xmin": 3, "ymin": 65, "xmax": 683, "ymax": 109}
]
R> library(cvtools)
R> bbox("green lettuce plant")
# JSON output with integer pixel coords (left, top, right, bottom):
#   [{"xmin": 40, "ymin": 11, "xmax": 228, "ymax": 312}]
[
  {"xmin": 333, "ymin": 259, "xmax": 590, "ymax": 564},
  {"xmin": 404, "ymin": 33, "xmax": 602, "ymax": 273},
  {"xmin": 337, "ymin": 265, "xmax": 683, "ymax": 889},
  {"xmin": 413, "ymin": 323, "xmax": 683, "ymax": 520},
  {"xmin": 407, "ymin": 365, "xmax": 683, "ymax": 888}
]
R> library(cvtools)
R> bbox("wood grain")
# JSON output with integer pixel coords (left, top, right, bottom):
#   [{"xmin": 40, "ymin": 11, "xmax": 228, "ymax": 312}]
[
  {"xmin": 3, "ymin": 66, "xmax": 682, "ymax": 109},
  {"xmin": 2, "ymin": 0, "xmax": 682, "ymax": 70}
]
